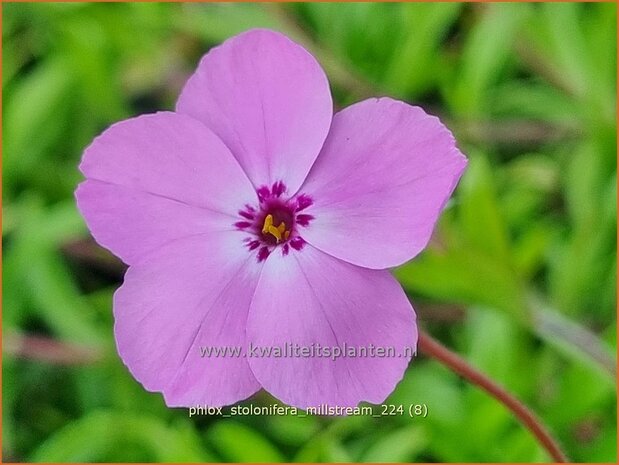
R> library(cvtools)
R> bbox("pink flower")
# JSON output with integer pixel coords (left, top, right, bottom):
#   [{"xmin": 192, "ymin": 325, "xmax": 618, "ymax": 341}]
[{"xmin": 75, "ymin": 29, "xmax": 467, "ymax": 409}]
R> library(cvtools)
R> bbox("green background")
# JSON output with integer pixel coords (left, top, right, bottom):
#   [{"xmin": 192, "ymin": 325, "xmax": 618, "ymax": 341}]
[{"xmin": 2, "ymin": 2, "xmax": 617, "ymax": 462}]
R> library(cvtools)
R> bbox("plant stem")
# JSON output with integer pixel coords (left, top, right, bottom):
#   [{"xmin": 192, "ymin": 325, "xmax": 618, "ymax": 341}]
[
  {"xmin": 4, "ymin": 331, "xmax": 102, "ymax": 365},
  {"xmin": 418, "ymin": 330, "xmax": 568, "ymax": 462}
]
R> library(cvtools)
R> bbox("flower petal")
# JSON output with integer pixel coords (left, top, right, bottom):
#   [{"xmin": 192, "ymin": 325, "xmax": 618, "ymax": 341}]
[
  {"xmin": 246, "ymin": 244, "xmax": 416, "ymax": 409},
  {"xmin": 299, "ymin": 98, "xmax": 467, "ymax": 269},
  {"xmin": 114, "ymin": 234, "xmax": 262, "ymax": 408},
  {"xmin": 75, "ymin": 180, "xmax": 231, "ymax": 266},
  {"xmin": 76, "ymin": 111, "xmax": 256, "ymax": 264},
  {"xmin": 176, "ymin": 29, "xmax": 333, "ymax": 194}
]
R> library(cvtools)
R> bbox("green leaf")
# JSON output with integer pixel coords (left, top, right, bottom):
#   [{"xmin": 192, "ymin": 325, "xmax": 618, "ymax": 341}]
[
  {"xmin": 446, "ymin": 3, "xmax": 528, "ymax": 115},
  {"xmin": 7, "ymin": 197, "xmax": 102, "ymax": 345},
  {"xmin": 266, "ymin": 414, "xmax": 320, "ymax": 446},
  {"xmin": 459, "ymin": 154, "xmax": 511, "ymax": 264},
  {"xmin": 549, "ymin": 143, "xmax": 616, "ymax": 316},
  {"xmin": 58, "ymin": 16, "xmax": 129, "ymax": 122},
  {"xmin": 29, "ymin": 411, "xmax": 213, "ymax": 462},
  {"xmin": 395, "ymin": 247, "xmax": 526, "ymax": 320},
  {"xmin": 383, "ymin": 3, "xmax": 462, "ymax": 97},
  {"xmin": 3, "ymin": 57, "xmax": 74, "ymax": 194},
  {"xmin": 361, "ymin": 426, "xmax": 426, "ymax": 462},
  {"xmin": 206, "ymin": 421, "xmax": 285, "ymax": 462}
]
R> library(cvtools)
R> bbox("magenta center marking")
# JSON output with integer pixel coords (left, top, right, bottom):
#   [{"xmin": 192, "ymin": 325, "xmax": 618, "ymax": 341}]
[{"xmin": 234, "ymin": 181, "xmax": 314, "ymax": 261}]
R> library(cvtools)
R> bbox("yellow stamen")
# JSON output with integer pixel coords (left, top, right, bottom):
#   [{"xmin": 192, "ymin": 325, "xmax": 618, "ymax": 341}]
[
  {"xmin": 267, "ymin": 225, "xmax": 282, "ymax": 242},
  {"xmin": 262, "ymin": 214, "xmax": 273, "ymax": 234},
  {"xmin": 262, "ymin": 215, "xmax": 291, "ymax": 243}
]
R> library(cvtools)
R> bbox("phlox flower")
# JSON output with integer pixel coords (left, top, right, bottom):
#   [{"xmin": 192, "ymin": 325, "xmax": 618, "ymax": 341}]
[{"xmin": 75, "ymin": 29, "xmax": 467, "ymax": 409}]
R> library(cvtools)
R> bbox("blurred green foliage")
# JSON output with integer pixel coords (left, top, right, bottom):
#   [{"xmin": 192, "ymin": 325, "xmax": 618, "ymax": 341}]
[{"xmin": 2, "ymin": 2, "xmax": 616, "ymax": 462}]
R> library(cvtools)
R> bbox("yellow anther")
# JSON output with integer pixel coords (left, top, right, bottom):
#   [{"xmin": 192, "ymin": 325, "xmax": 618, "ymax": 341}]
[
  {"xmin": 267, "ymin": 225, "xmax": 282, "ymax": 242},
  {"xmin": 262, "ymin": 214, "xmax": 273, "ymax": 234},
  {"xmin": 262, "ymin": 215, "xmax": 291, "ymax": 243}
]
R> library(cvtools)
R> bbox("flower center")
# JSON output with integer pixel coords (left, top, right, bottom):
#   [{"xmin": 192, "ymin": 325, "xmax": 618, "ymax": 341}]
[
  {"xmin": 262, "ymin": 214, "xmax": 290, "ymax": 243},
  {"xmin": 235, "ymin": 181, "xmax": 315, "ymax": 261}
]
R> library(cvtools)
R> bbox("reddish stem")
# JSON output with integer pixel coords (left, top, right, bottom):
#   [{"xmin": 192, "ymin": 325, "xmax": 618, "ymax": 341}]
[
  {"xmin": 4, "ymin": 332, "xmax": 102, "ymax": 365},
  {"xmin": 418, "ymin": 330, "xmax": 568, "ymax": 462}
]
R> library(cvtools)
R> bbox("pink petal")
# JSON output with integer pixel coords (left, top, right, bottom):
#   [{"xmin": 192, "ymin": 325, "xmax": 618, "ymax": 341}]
[
  {"xmin": 176, "ymin": 29, "xmax": 333, "ymax": 194},
  {"xmin": 75, "ymin": 180, "xmax": 231, "ymax": 266},
  {"xmin": 299, "ymin": 98, "xmax": 467, "ymax": 269},
  {"xmin": 246, "ymin": 244, "xmax": 416, "ymax": 409},
  {"xmin": 114, "ymin": 234, "xmax": 262, "ymax": 407},
  {"xmin": 76, "ymin": 111, "xmax": 255, "ymax": 264}
]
